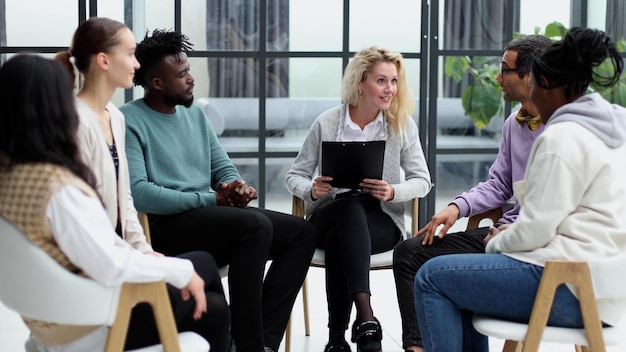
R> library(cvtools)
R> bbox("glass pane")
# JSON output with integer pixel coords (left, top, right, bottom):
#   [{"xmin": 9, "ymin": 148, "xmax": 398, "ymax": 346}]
[
  {"xmin": 287, "ymin": 0, "xmax": 342, "ymax": 51},
  {"xmin": 265, "ymin": 157, "xmax": 293, "ymax": 213},
  {"xmin": 207, "ymin": 57, "xmax": 260, "ymax": 97},
  {"xmin": 435, "ymin": 156, "xmax": 497, "ymax": 231},
  {"xmin": 270, "ymin": 58, "xmax": 343, "ymax": 152},
  {"xmin": 266, "ymin": 0, "xmax": 290, "ymax": 51},
  {"xmin": 439, "ymin": 0, "xmax": 518, "ymax": 50},
  {"xmin": 97, "ymin": 0, "xmax": 124, "ymax": 21},
  {"xmin": 349, "ymin": 0, "xmax": 421, "ymax": 52},
  {"xmin": 190, "ymin": 57, "xmax": 211, "ymax": 99},
  {"xmin": 404, "ymin": 58, "xmax": 421, "ymax": 109},
  {"xmin": 210, "ymin": 98, "xmax": 260, "ymax": 152},
  {"xmin": 182, "ymin": 0, "xmax": 208, "ymax": 50},
  {"xmin": 438, "ymin": 55, "xmax": 504, "ymax": 133},
  {"xmin": 288, "ymin": 58, "xmax": 342, "ymax": 98},
  {"xmin": 5, "ymin": 0, "xmax": 78, "ymax": 46},
  {"xmin": 202, "ymin": 0, "xmax": 260, "ymax": 51},
  {"xmin": 143, "ymin": 0, "xmax": 175, "ymax": 34},
  {"xmin": 520, "ymin": 0, "xmax": 570, "ymax": 36},
  {"xmin": 266, "ymin": 57, "xmax": 289, "ymax": 97},
  {"xmin": 588, "ymin": 0, "xmax": 626, "ymax": 45}
]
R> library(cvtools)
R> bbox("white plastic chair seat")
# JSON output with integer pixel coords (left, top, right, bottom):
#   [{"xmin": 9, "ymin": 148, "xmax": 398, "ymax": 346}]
[
  {"xmin": 310, "ymin": 248, "xmax": 394, "ymax": 269},
  {"xmin": 473, "ymin": 314, "xmax": 622, "ymax": 346},
  {"xmin": 127, "ymin": 331, "xmax": 210, "ymax": 352}
]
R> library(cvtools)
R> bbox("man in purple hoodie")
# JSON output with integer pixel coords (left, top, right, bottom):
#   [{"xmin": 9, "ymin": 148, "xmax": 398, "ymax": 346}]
[{"xmin": 392, "ymin": 34, "xmax": 553, "ymax": 352}]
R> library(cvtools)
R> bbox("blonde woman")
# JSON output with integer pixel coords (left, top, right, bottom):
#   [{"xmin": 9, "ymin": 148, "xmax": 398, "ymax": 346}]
[{"xmin": 286, "ymin": 46, "xmax": 431, "ymax": 352}]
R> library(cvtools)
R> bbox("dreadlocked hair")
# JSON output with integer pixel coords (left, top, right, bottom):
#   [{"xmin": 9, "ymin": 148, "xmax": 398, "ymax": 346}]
[
  {"xmin": 133, "ymin": 29, "xmax": 194, "ymax": 87},
  {"xmin": 532, "ymin": 27, "xmax": 623, "ymax": 100}
]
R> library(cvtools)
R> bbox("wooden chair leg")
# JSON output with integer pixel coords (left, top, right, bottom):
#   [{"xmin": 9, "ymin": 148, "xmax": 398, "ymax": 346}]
[
  {"xmin": 302, "ymin": 277, "xmax": 310, "ymax": 336},
  {"xmin": 576, "ymin": 345, "xmax": 590, "ymax": 352},
  {"xmin": 502, "ymin": 339, "xmax": 522, "ymax": 352},
  {"xmin": 285, "ymin": 317, "xmax": 291, "ymax": 352},
  {"xmin": 106, "ymin": 282, "xmax": 181, "ymax": 352}
]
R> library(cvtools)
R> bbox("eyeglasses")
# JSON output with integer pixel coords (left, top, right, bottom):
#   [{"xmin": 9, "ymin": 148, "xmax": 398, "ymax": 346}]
[{"xmin": 500, "ymin": 67, "xmax": 523, "ymax": 76}]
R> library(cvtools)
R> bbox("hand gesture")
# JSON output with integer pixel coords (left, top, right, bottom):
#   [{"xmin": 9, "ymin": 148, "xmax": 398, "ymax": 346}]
[
  {"xmin": 359, "ymin": 178, "xmax": 394, "ymax": 201},
  {"xmin": 216, "ymin": 180, "xmax": 257, "ymax": 207},
  {"xmin": 311, "ymin": 176, "xmax": 333, "ymax": 200},
  {"xmin": 180, "ymin": 272, "xmax": 207, "ymax": 320},
  {"xmin": 414, "ymin": 204, "xmax": 460, "ymax": 245},
  {"xmin": 229, "ymin": 181, "xmax": 257, "ymax": 207},
  {"xmin": 483, "ymin": 223, "xmax": 509, "ymax": 245}
]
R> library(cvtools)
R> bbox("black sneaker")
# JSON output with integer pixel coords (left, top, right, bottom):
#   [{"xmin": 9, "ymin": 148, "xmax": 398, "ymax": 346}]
[
  {"xmin": 350, "ymin": 318, "xmax": 382, "ymax": 352},
  {"xmin": 323, "ymin": 340, "xmax": 352, "ymax": 352}
]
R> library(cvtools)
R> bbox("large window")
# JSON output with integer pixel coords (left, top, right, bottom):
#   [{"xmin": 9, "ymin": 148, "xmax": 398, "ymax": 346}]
[{"xmin": 2, "ymin": 0, "xmax": 624, "ymax": 225}]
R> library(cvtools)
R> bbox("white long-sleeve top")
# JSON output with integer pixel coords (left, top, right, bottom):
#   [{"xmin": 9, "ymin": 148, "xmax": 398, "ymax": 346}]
[{"xmin": 47, "ymin": 185, "xmax": 193, "ymax": 289}]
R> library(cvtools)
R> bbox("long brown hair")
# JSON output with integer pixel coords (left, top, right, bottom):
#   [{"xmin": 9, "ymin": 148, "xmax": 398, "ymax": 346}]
[{"xmin": 54, "ymin": 17, "xmax": 128, "ymax": 87}]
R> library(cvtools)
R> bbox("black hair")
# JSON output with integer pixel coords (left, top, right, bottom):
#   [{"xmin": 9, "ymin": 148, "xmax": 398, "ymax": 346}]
[
  {"xmin": 505, "ymin": 35, "xmax": 554, "ymax": 78},
  {"xmin": 532, "ymin": 27, "xmax": 624, "ymax": 100},
  {"xmin": 0, "ymin": 54, "xmax": 97, "ymax": 189},
  {"xmin": 133, "ymin": 29, "xmax": 194, "ymax": 87}
]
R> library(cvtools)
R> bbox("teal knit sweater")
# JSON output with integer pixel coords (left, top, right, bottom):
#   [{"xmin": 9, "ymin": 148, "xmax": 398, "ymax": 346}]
[{"xmin": 122, "ymin": 99, "xmax": 241, "ymax": 215}]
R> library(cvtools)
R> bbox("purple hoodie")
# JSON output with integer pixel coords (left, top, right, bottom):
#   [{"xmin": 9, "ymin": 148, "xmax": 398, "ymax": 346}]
[{"xmin": 453, "ymin": 110, "xmax": 545, "ymax": 224}]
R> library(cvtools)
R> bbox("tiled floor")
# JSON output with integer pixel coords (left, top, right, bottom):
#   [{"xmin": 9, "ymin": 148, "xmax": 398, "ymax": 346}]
[{"xmin": 3, "ymin": 265, "xmax": 626, "ymax": 351}]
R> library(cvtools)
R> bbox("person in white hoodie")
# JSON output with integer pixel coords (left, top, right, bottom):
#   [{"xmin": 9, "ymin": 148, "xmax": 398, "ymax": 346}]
[{"xmin": 413, "ymin": 27, "xmax": 626, "ymax": 352}]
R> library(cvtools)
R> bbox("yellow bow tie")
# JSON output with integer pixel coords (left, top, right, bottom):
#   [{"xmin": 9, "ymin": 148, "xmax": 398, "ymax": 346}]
[{"xmin": 515, "ymin": 108, "xmax": 542, "ymax": 131}]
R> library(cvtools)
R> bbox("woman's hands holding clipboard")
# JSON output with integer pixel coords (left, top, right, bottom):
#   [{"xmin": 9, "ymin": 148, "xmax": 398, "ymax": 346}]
[
  {"xmin": 311, "ymin": 176, "xmax": 333, "ymax": 200},
  {"xmin": 360, "ymin": 178, "xmax": 394, "ymax": 201},
  {"xmin": 311, "ymin": 175, "xmax": 394, "ymax": 202}
]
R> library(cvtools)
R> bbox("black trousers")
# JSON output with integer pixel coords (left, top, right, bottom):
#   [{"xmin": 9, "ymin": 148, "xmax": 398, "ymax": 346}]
[
  {"xmin": 309, "ymin": 195, "xmax": 400, "ymax": 331},
  {"xmin": 148, "ymin": 206, "xmax": 316, "ymax": 352},
  {"xmin": 392, "ymin": 227, "xmax": 488, "ymax": 348},
  {"xmin": 125, "ymin": 251, "xmax": 230, "ymax": 352}
]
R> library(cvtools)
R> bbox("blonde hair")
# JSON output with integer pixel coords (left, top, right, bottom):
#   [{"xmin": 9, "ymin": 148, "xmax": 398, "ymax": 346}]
[{"xmin": 341, "ymin": 46, "xmax": 415, "ymax": 139}]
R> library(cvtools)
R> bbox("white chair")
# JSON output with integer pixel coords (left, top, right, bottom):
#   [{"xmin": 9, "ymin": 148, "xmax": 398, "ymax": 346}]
[
  {"xmin": 473, "ymin": 256, "xmax": 626, "ymax": 352},
  {"xmin": 285, "ymin": 195, "xmax": 419, "ymax": 350},
  {"xmin": 0, "ymin": 215, "xmax": 209, "ymax": 352}
]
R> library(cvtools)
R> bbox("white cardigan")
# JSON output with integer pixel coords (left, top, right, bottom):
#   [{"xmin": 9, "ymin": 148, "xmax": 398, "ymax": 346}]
[{"xmin": 75, "ymin": 98, "xmax": 153, "ymax": 253}]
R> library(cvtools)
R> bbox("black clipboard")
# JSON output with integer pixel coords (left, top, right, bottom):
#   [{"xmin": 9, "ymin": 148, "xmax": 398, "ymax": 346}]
[{"xmin": 321, "ymin": 140, "xmax": 385, "ymax": 189}]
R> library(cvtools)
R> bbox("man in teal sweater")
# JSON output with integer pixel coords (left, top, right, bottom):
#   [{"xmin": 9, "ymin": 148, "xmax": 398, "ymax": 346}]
[{"xmin": 121, "ymin": 29, "xmax": 316, "ymax": 352}]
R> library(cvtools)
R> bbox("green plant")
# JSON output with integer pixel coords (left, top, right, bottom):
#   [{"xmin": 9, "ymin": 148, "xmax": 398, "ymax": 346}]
[
  {"xmin": 444, "ymin": 21, "xmax": 626, "ymax": 129},
  {"xmin": 445, "ymin": 55, "xmax": 502, "ymax": 129}
]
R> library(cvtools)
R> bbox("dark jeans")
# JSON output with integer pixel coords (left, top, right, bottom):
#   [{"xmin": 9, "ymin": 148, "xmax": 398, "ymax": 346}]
[
  {"xmin": 309, "ymin": 195, "xmax": 400, "ymax": 331},
  {"xmin": 392, "ymin": 227, "xmax": 488, "ymax": 349},
  {"xmin": 125, "ymin": 251, "xmax": 230, "ymax": 352},
  {"xmin": 148, "ymin": 206, "xmax": 316, "ymax": 352}
]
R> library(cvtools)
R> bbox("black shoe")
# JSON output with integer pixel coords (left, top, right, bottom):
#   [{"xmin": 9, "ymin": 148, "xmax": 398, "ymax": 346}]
[
  {"xmin": 323, "ymin": 340, "xmax": 352, "ymax": 352},
  {"xmin": 351, "ymin": 318, "xmax": 382, "ymax": 352}
]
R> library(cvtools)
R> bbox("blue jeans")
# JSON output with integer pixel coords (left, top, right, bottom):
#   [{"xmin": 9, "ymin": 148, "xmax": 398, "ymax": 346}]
[{"xmin": 414, "ymin": 254, "xmax": 585, "ymax": 352}]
